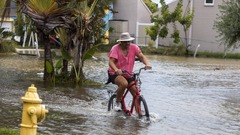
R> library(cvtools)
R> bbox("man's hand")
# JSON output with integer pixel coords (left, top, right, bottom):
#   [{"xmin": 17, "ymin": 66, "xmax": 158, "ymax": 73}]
[
  {"xmin": 115, "ymin": 69, "xmax": 123, "ymax": 75},
  {"xmin": 145, "ymin": 65, "xmax": 152, "ymax": 70}
]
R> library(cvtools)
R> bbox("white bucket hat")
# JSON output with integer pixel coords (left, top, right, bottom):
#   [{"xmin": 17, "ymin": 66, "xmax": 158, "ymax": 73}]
[{"xmin": 117, "ymin": 32, "xmax": 135, "ymax": 42}]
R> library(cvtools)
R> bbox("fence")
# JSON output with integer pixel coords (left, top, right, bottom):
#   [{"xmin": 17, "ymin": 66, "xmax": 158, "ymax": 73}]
[{"xmin": 108, "ymin": 35, "xmax": 156, "ymax": 47}]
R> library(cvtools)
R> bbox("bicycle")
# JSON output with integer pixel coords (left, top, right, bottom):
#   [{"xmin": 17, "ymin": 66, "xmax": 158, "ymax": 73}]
[{"xmin": 107, "ymin": 67, "xmax": 151, "ymax": 120}]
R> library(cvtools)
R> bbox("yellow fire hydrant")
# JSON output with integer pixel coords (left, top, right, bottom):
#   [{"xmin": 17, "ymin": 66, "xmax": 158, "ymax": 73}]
[{"xmin": 20, "ymin": 84, "xmax": 48, "ymax": 135}]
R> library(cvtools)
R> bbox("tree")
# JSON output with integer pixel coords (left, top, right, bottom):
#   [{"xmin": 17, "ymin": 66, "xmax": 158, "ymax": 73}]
[
  {"xmin": 144, "ymin": 0, "xmax": 158, "ymax": 13},
  {"xmin": 0, "ymin": 0, "xmax": 11, "ymax": 19},
  {"xmin": 24, "ymin": 0, "xmax": 71, "ymax": 82},
  {"xmin": 146, "ymin": 0, "xmax": 194, "ymax": 55},
  {"xmin": 178, "ymin": 0, "xmax": 194, "ymax": 55},
  {"xmin": 146, "ymin": 0, "xmax": 182, "ymax": 42},
  {"xmin": 146, "ymin": 0, "xmax": 169, "ymax": 41},
  {"xmin": 64, "ymin": 0, "xmax": 112, "ymax": 83},
  {"xmin": 214, "ymin": 0, "xmax": 240, "ymax": 50}
]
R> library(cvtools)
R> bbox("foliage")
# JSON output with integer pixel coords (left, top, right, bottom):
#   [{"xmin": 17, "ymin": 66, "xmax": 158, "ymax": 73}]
[
  {"xmin": 139, "ymin": 45, "xmax": 186, "ymax": 56},
  {"xmin": 214, "ymin": 0, "xmax": 240, "ymax": 50},
  {"xmin": 143, "ymin": 0, "xmax": 158, "ymax": 13},
  {"xmin": 193, "ymin": 51, "xmax": 240, "ymax": 59},
  {"xmin": 0, "ymin": 39, "xmax": 17, "ymax": 53},
  {"xmin": 145, "ymin": 23, "xmax": 159, "ymax": 41},
  {"xmin": 146, "ymin": 0, "xmax": 194, "ymax": 55},
  {"xmin": 0, "ymin": 28, "xmax": 14, "ymax": 38},
  {"xmin": 148, "ymin": 40, "xmax": 154, "ymax": 48},
  {"xmin": 1, "ymin": 0, "xmax": 116, "ymax": 85},
  {"xmin": 0, "ymin": 128, "xmax": 19, "ymax": 135},
  {"xmin": 137, "ymin": 46, "xmax": 240, "ymax": 59},
  {"xmin": 2, "ymin": 31, "xmax": 14, "ymax": 38},
  {"xmin": 26, "ymin": 0, "xmax": 70, "ymax": 33},
  {"xmin": 0, "ymin": 1, "xmax": 5, "ymax": 10},
  {"xmin": 178, "ymin": 0, "xmax": 194, "ymax": 54},
  {"xmin": 146, "ymin": 0, "xmax": 183, "ymax": 42},
  {"xmin": 0, "ymin": 0, "xmax": 11, "ymax": 19},
  {"xmin": 65, "ymin": 0, "xmax": 112, "ymax": 82},
  {"xmin": 21, "ymin": 0, "xmax": 73, "ymax": 82},
  {"xmin": 46, "ymin": 61, "xmax": 53, "ymax": 73},
  {"xmin": 83, "ymin": 43, "xmax": 101, "ymax": 61},
  {"xmin": 170, "ymin": 23, "xmax": 180, "ymax": 43}
]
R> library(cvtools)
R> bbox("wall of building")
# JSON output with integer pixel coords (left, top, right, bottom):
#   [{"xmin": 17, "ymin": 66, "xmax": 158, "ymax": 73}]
[
  {"xmin": 191, "ymin": 0, "xmax": 223, "ymax": 52},
  {"xmin": 109, "ymin": 20, "xmax": 129, "ymax": 43},
  {"xmin": 111, "ymin": 0, "xmax": 152, "ymax": 44},
  {"xmin": 158, "ymin": 0, "xmax": 240, "ymax": 53},
  {"xmin": 112, "ymin": 0, "xmax": 138, "ymax": 36}
]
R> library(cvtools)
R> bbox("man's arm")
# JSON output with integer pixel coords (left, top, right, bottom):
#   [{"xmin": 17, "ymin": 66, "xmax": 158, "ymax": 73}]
[
  {"xmin": 109, "ymin": 57, "xmax": 122, "ymax": 75},
  {"xmin": 136, "ymin": 52, "xmax": 151, "ymax": 69}
]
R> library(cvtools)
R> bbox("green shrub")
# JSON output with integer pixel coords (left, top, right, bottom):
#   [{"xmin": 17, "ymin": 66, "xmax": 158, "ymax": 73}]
[
  {"xmin": 197, "ymin": 51, "xmax": 240, "ymax": 59},
  {"xmin": 0, "ymin": 128, "xmax": 19, "ymax": 135},
  {"xmin": 0, "ymin": 39, "xmax": 17, "ymax": 53},
  {"xmin": 148, "ymin": 41, "xmax": 154, "ymax": 48},
  {"xmin": 2, "ymin": 31, "xmax": 14, "ymax": 39}
]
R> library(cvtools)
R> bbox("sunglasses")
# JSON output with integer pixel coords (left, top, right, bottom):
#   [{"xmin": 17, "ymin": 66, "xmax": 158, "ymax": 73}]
[{"xmin": 121, "ymin": 41, "xmax": 130, "ymax": 43}]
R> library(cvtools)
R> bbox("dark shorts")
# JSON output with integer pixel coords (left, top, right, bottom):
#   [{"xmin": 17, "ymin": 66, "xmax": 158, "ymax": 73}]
[{"xmin": 107, "ymin": 72, "xmax": 135, "ymax": 84}]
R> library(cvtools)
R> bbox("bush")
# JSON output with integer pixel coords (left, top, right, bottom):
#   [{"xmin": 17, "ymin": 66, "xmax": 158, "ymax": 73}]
[
  {"xmin": 196, "ymin": 51, "xmax": 240, "ymax": 59},
  {"xmin": 0, "ymin": 39, "xmax": 17, "ymax": 53}
]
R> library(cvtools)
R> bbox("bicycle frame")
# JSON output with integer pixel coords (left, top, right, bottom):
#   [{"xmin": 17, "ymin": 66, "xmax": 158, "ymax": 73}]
[
  {"xmin": 120, "ymin": 68, "xmax": 145, "ymax": 116},
  {"xmin": 121, "ymin": 79, "xmax": 140, "ymax": 116}
]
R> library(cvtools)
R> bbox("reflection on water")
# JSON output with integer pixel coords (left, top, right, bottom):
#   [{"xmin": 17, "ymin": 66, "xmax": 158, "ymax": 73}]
[{"xmin": 1, "ymin": 53, "xmax": 240, "ymax": 134}]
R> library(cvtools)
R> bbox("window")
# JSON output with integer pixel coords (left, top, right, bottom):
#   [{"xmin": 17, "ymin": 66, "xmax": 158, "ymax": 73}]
[{"xmin": 205, "ymin": 0, "xmax": 214, "ymax": 6}]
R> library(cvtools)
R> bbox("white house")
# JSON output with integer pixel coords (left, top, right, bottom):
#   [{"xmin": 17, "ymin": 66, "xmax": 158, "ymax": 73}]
[
  {"xmin": 159, "ymin": 0, "xmax": 240, "ymax": 53},
  {"xmin": 109, "ymin": 0, "xmax": 156, "ymax": 46}
]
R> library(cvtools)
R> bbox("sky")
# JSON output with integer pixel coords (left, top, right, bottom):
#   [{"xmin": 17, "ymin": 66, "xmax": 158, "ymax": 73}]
[{"xmin": 152, "ymin": 0, "xmax": 175, "ymax": 7}]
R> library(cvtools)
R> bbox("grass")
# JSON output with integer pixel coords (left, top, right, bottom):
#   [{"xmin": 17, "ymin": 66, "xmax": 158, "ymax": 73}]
[{"xmin": 0, "ymin": 128, "xmax": 19, "ymax": 135}]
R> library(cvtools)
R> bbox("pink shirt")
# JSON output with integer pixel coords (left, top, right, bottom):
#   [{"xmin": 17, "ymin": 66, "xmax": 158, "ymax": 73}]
[{"xmin": 108, "ymin": 43, "xmax": 141, "ymax": 77}]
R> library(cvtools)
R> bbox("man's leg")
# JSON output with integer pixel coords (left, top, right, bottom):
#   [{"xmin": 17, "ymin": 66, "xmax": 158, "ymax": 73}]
[
  {"xmin": 128, "ymin": 81, "xmax": 139, "ymax": 112},
  {"xmin": 128, "ymin": 81, "xmax": 136, "ymax": 97},
  {"xmin": 114, "ymin": 76, "xmax": 128, "ymax": 102}
]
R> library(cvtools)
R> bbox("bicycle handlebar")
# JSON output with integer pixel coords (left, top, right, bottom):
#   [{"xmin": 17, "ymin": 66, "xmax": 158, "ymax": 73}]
[{"xmin": 122, "ymin": 66, "xmax": 152, "ymax": 77}]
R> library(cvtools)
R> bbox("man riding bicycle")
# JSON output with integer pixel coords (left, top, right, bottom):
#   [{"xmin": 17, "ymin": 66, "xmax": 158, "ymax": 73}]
[{"xmin": 107, "ymin": 32, "xmax": 151, "ymax": 111}]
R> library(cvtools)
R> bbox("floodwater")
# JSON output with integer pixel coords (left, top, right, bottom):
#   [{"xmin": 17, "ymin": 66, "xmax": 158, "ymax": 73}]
[{"xmin": 0, "ymin": 53, "xmax": 240, "ymax": 135}]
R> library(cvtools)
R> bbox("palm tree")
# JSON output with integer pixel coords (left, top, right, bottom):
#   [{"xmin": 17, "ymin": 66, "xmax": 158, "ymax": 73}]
[
  {"xmin": 65, "ymin": 0, "xmax": 113, "ymax": 82},
  {"xmin": 1, "ymin": 0, "xmax": 113, "ymax": 84},
  {"xmin": 0, "ymin": 0, "xmax": 11, "ymax": 19},
  {"xmin": 24, "ymin": 0, "xmax": 72, "ymax": 82}
]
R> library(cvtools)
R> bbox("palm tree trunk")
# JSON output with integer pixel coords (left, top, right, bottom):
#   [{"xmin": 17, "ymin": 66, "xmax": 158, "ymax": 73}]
[
  {"xmin": 61, "ymin": 43, "xmax": 71, "ymax": 75},
  {"xmin": 43, "ymin": 34, "xmax": 54, "ymax": 81}
]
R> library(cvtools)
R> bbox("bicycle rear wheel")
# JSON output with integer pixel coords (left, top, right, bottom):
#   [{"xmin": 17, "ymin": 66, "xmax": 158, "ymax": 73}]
[
  {"xmin": 136, "ymin": 96, "xmax": 150, "ymax": 119},
  {"xmin": 108, "ymin": 94, "xmax": 117, "ymax": 111}
]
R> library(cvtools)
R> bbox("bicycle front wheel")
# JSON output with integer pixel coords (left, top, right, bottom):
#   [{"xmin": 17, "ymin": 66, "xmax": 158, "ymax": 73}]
[{"xmin": 136, "ymin": 96, "xmax": 150, "ymax": 119}]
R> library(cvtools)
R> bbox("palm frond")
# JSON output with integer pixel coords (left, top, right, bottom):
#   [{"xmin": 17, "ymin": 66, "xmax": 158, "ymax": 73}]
[{"xmin": 27, "ymin": 0, "xmax": 58, "ymax": 16}]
